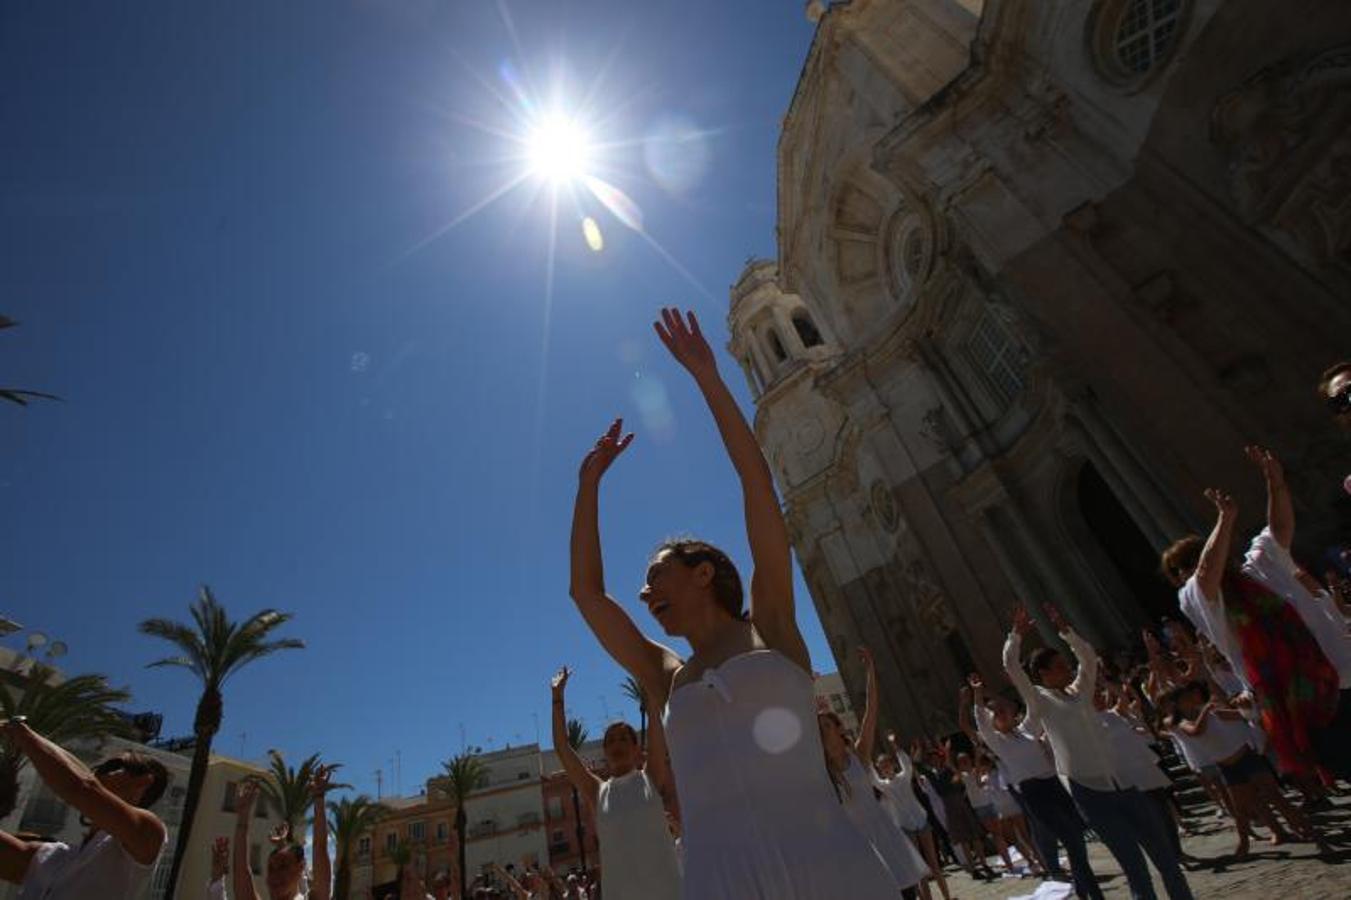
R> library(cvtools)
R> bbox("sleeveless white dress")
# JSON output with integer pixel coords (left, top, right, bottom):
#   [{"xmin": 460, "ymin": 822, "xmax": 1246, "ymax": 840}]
[
  {"xmin": 596, "ymin": 768, "xmax": 683, "ymax": 900},
  {"xmin": 840, "ymin": 756, "xmax": 928, "ymax": 890},
  {"xmin": 663, "ymin": 650, "xmax": 899, "ymax": 899}
]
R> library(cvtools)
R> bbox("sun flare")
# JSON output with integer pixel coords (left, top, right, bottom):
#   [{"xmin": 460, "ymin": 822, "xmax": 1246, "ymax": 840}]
[{"xmin": 526, "ymin": 114, "xmax": 592, "ymax": 184}]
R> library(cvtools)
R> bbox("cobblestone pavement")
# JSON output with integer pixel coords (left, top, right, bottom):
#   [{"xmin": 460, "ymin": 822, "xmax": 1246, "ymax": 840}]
[{"xmin": 930, "ymin": 793, "xmax": 1351, "ymax": 900}]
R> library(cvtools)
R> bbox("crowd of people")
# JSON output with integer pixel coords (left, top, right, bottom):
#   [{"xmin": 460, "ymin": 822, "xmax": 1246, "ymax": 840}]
[{"xmin": 0, "ymin": 316, "xmax": 1346, "ymax": 900}]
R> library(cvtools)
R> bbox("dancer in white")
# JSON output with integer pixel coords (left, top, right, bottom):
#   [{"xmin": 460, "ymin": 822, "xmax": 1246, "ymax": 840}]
[
  {"xmin": 0, "ymin": 721, "xmax": 168, "ymax": 900},
  {"xmin": 1004, "ymin": 603, "xmax": 1194, "ymax": 900},
  {"xmin": 877, "ymin": 736, "xmax": 951, "ymax": 900},
  {"xmin": 229, "ymin": 765, "xmax": 336, "ymax": 900},
  {"xmin": 550, "ymin": 666, "xmax": 681, "ymax": 900},
  {"xmin": 819, "ymin": 648, "xmax": 927, "ymax": 895},
  {"xmin": 568, "ymin": 307, "xmax": 898, "ymax": 899}
]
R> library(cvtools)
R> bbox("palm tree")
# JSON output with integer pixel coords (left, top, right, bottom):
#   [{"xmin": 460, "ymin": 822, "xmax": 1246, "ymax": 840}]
[
  {"xmin": 620, "ymin": 675, "xmax": 647, "ymax": 749},
  {"xmin": 439, "ymin": 752, "xmax": 488, "ymax": 900},
  {"xmin": 566, "ymin": 718, "xmax": 590, "ymax": 871},
  {"xmin": 139, "ymin": 586, "xmax": 304, "ymax": 900},
  {"xmin": 261, "ymin": 750, "xmax": 326, "ymax": 834},
  {"xmin": 0, "ymin": 316, "xmax": 61, "ymax": 408},
  {"xmin": 0, "ymin": 660, "xmax": 134, "ymax": 818},
  {"xmin": 387, "ymin": 837, "xmax": 413, "ymax": 890},
  {"xmin": 328, "ymin": 794, "xmax": 386, "ymax": 900}
]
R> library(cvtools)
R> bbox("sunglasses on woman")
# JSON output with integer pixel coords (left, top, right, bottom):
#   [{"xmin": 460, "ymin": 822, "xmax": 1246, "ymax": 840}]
[
  {"xmin": 94, "ymin": 758, "xmax": 153, "ymax": 777},
  {"xmin": 1328, "ymin": 385, "xmax": 1351, "ymax": 415}
]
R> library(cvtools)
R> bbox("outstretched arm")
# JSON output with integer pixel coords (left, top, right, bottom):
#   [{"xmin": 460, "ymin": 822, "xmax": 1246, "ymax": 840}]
[
  {"xmin": 308, "ymin": 766, "xmax": 339, "ymax": 900},
  {"xmin": 1196, "ymin": 488, "xmax": 1238, "ymax": 602},
  {"xmin": 2, "ymin": 721, "xmax": 165, "ymax": 866},
  {"xmin": 550, "ymin": 668, "xmax": 601, "ymax": 809},
  {"xmin": 1002, "ymin": 605, "xmax": 1041, "ymax": 714},
  {"xmin": 232, "ymin": 782, "xmax": 263, "ymax": 900},
  {"xmin": 655, "ymin": 308, "xmax": 808, "ymax": 671},
  {"xmin": 1246, "ymin": 446, "xmax": 1293, "ymax": 549},
  {"xmin": 643, "ymin": 691, "xmax": 676, "ymax": 813},
  {"xmin": 489, "ymin": 864, "xmax": 530, "ymax": 900},
  {"xmin": 854, "ymin": 647, "xmax": 880, "ymax": 761},
  {"xmin": 570, "ymin": 419, "xmax": 682, "ymax": 703},
  {"xmin": 1044, "ymin": 605, "xmax": 1099, "ymax": 698}
]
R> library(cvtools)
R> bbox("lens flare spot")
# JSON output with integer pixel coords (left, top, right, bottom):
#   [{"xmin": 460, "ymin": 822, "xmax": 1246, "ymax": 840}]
[
  {"xmin": 582, "ymin": 216, "xmax": 604, "ymax": 252},
  {"xmin": 643, "ymin": 114, "xmax": 711, "ymax": 194},
  {"xmin": 582, "ymin": 175, "xmax": 643, "ymax": 233},
  {"xmin": 630, "ymin": 373, "xmax": 674, "ymax": 443},
  {"xmin": 752, "ymin": 707, "xmax": 803, "ymax": 755}
]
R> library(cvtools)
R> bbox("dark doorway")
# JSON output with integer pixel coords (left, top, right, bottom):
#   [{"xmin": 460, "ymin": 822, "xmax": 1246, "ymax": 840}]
[{"xmin": 1076, "ymin": 462, "xmax": 1176, "ymax": 626}]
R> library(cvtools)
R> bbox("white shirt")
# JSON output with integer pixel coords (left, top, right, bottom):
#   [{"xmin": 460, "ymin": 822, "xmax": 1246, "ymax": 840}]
[
  {"xmin": 1098, "ymin": 710, "xmax": 1170, "ymax": 791},
  {"xmin": 1169, "ymin": 712, "xmax": 1254, "ymax": 766},
  {"xmin": 1003, "ymin": 628, "xmax": 1122, "ymax": 792},
  {"xmin": 1179, "ymin": 528, "xmax": 1351, "ymax": 689},
  {"xmin": 974, "ymin": 704, "xmax": 1056, "ymax": 784},
  {"xmin": 19, "ymin": 832, "xmax": 161, "ymax": 900}
]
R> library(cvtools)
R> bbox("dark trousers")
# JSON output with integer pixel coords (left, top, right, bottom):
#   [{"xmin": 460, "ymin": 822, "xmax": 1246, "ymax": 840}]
[
  {"xmin": 1068, "ymin": 781, "xmax": 1194, "ymax": 900},
  {"xmin": 1312, "ymin": 688, "xmax": 1351, "ymax": 779},
  {"xmin": 1018, "ymin": 776, "xmax": 1102, "ymax": 900}
]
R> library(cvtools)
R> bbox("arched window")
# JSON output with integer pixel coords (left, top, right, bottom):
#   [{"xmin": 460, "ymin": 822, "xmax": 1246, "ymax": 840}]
[
  {"xmin": 792, "ymin": 310, "xmax": 824, "ymax": 348},
  {"xmin": 766, "ymin": 328, "xmax": 788, "ymax": 363},
  {"xmin": 1114, "ymin": 0, "xmax": 1182, "ymax": 75},
  {"xmin": 1092, "ymin": 0, "xmax": 1186, "ymax": 85}
]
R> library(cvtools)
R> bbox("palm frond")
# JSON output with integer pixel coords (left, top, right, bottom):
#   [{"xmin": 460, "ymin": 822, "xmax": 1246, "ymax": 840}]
[{"xmin": 566, "ymin": 718, "xmax": 588, "ymax": 750}]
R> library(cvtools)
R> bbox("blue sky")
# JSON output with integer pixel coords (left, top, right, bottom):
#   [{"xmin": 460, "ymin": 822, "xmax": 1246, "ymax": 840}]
[{"xmin": 0, "ymin": 0, "xmax": 826, "ymax": 799}]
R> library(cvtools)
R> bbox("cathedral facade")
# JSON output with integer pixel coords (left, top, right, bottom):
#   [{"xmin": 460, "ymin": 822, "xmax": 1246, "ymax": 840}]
[{"xmin": 730, "ymin": 0, "xmax": 1351, "ymax": 735}]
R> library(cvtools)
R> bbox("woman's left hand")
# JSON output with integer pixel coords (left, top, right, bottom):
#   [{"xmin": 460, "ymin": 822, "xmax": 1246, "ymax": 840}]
[{"xmin": 654, "ymin": 307, "xmax": 717, "ymax": 381}]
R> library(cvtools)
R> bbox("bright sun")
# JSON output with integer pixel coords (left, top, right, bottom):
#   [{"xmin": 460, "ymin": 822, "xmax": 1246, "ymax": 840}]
[{"xmin": 526, "ymin": 114, "xmax": 592, "ymax": 184}]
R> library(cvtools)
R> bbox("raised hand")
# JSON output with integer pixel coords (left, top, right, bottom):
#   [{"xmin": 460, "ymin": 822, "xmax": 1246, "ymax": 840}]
[
  {"xmin": 210, "ymin": 836, "xmax": 229, "ymax": 883},
  {"xmin": 858, "ymin": 646, "xmax": 875, "ymax": 668},
  {"xmin": 310, "ymin": 763, "xmax": 344, "ymax": 799},
  {"xmin": 967, "ymin": 672, "xmax": 983, "ymax": 689},
  {"xmin": 1011, "ymin": 604, "xmax": 1034, "ymax": 637},
  {"xmin": 1043, "ymin": 603, "xmax": 1069, "ymax": 635},
  {"xmin": 1244, "ymin": 445, "xmax": 1285, "ymax": 485},
  {"xmin": 551, "ymin": 666, "xmax": 572, "ymax": 700},
  {"xmin": 235, "ymin": 779, "xmax": 261, "ymax": 824},
  {"xmin": 578, "ymin": 418, "xmax": 634, "ymax": 485},
  {"xmin": 654, "ymin": 307, "xmax": 717, "ymax": 381},
  {"xmin": 1203, "ymin": 487, "xmax": 1236, "ymax": 518}
]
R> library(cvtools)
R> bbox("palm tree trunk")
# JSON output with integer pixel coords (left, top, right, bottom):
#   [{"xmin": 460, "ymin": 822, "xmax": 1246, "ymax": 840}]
[
  {"xmin": 334, "ymin": 853, "xmax": 351, "ymax": 900},
  {"xmin": 639, "ymin": 706, "xmax": 647, "ymax": 751},
  {"xmin": 161, "ymin": 687, "xmax": 221, "ymax": 900},
  {"xmin": 456, "ymin": 807, "xmax": 468, "ymax": 900},
  {"xmin": 571, "ymin": 786, "xmax": 587, "ymax": 871}
]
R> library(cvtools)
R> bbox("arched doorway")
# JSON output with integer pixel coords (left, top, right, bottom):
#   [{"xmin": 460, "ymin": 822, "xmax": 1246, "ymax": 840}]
[{"xmin": 1075, "ymin": 461, "xmax": 1176, "ymax": 626}]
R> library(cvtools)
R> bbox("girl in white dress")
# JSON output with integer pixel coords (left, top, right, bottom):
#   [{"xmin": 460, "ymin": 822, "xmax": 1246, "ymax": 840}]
[
  {"xmin": 819, "ymin": 648, "xmax": 927, "ymax": 895},
  {"xmin": 568, "ymin": 308, "xmax": 898, "ymax": 899},
  {"xmin": 876, "ymin": 739, "xmax": 951, "ymax": 900},
  {"xmin": 550, "ymin": 666, "xmax": 681, "ymax": 900}
]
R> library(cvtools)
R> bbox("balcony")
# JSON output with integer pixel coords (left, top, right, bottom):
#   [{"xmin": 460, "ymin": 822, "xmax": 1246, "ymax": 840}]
[
  {"xmin": 468, "ymin": 820, "xmax": 499, "ymax": 839},
  {"xmin": 516, "ymin": 812, "xmax": 541, "ymax": 828}
]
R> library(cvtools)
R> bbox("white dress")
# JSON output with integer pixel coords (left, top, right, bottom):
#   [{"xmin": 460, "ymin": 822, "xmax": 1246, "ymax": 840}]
[
  {"xmin": 663, "ymin": 650, "xmax": 899, "ymax": 899},
  {"xmin": 19, "ymin": 832, "xmax": 161, "ymax": 900},
  {"xmin": 878, "ymin": 751, "xmax": 929, "ymax": 832},
  {"xmin": 840, "ymin": 756, "xmax": 928, "ymax": 890},
  {"xmin": 595, "ymin": 768, "xmax": 683, "ymax": 900}
]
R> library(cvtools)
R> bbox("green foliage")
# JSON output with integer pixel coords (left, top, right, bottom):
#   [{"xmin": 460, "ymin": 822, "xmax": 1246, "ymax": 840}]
[{"xmin": 0, "ymin": 660, "xmax": 135, "ymax": 818}]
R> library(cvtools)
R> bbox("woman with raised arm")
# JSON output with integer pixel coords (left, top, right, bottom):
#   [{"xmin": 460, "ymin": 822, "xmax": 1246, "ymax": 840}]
[
  {"xmin": 230, "ymin": 765, "xmax": 337, "ymax": 900},
  {"xmin": 1004, "ymin": 604, "xmax": 1194, "ymax": 900},
  {"xmin": 875, "ymin": 735, "xmax": 951, "ymax": 900},
  {"xmin": 0, "ymin": 721, "xmax": 168, "ymax": 900},
  {"xmin": 550, "ymin": 667, "xmax": 680, "ymax": 900},
  {"xmin": 568, "ymin": 308, "xmax": 898, "ymax": 898},
  {"xmin": 819, "ymin": 648, "xmax": 927, "ymax": 896},
  {"xmin": 1162, "ymin": 451, "xmax": 1348, "ymax": 779}
]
